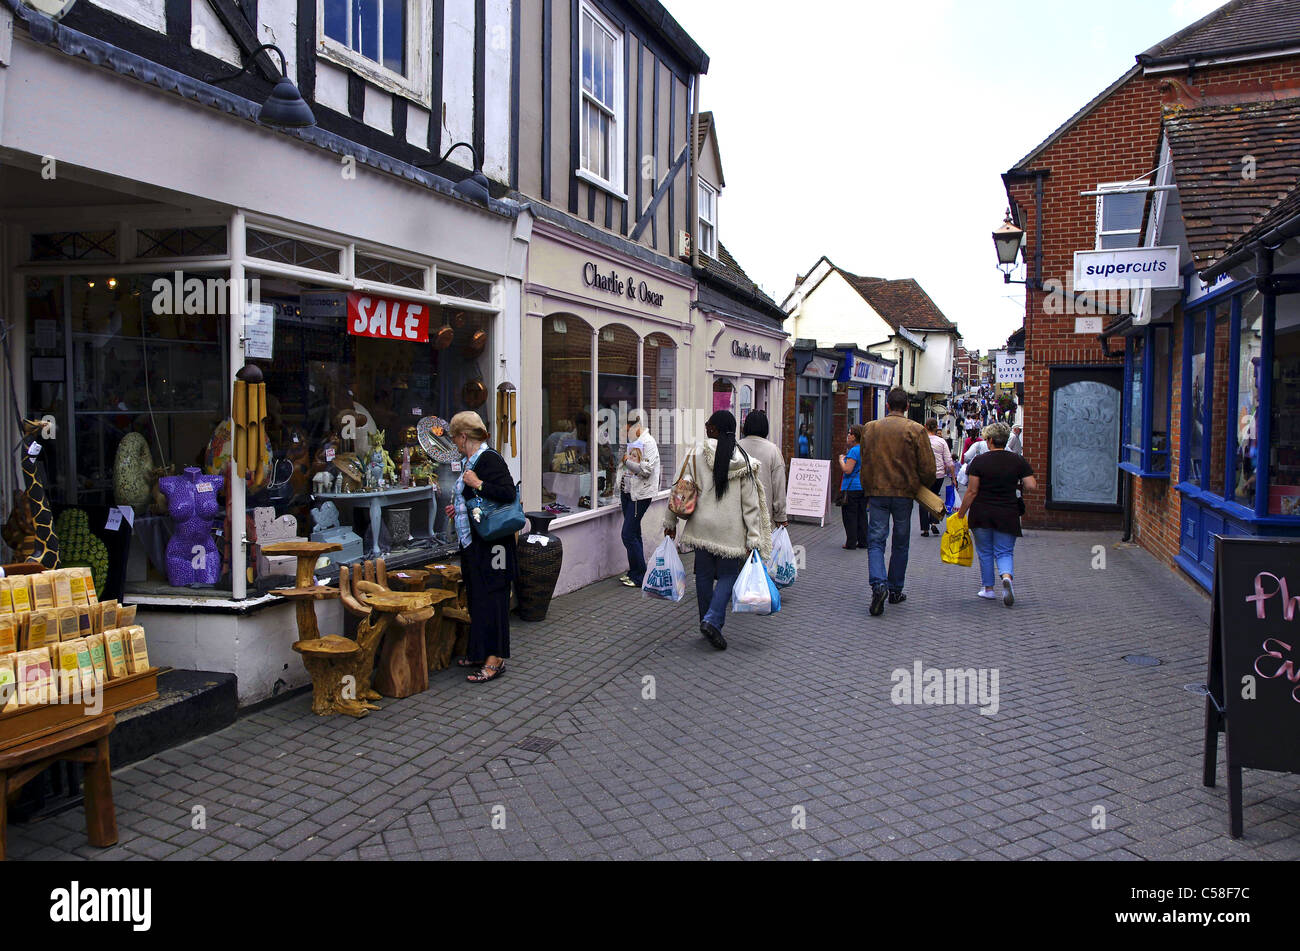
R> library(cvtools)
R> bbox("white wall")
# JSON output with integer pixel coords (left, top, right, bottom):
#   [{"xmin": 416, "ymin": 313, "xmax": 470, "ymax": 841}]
[
  {"xmin": 913, "ymin": 332, "xmax": 955, "ymax": 395},
  {"xmin": 482, "ymin": 0, "xmax": 512, "ymax": 182},
  {"xmin": 791, "ymin": 269, "xmax": 893, "ymax": 350},
  {"xmin": 441, "ymin": 0, "xmax": 475, "ymax": 170},
  {"xmin": 190, "ymin": 0, "xmax": 241, "ymax": 66},
  {"xmin": 91, "ymin": 0, "xmax": 165, "ymax": 33}
]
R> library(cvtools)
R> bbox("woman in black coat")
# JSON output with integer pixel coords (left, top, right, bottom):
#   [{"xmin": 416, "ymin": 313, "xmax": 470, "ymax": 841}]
[{"xmin": 446, "ymin": 411, "xmax": 518, "ymax": 683}]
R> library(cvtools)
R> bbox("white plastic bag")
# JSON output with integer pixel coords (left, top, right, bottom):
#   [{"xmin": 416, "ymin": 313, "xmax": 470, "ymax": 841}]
[
  {"xmin": 642, "ymin": 537, "xmax": 687, "ymax": 603},
  {"xmin": 767, "ymin": 526, "xmax": 797, "ymax": 588},
  {"xmin": 732, "ymin": 551, "xmax": 775, "ymax": 615}
]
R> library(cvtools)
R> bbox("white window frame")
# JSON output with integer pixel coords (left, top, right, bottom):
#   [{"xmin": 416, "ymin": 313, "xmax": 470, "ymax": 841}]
[
  {"xmin": 698, "ymin": 180, "xmax": 718, "ymax": 258},
  {"xmin": 576, "ymin": 1, "xmax": 625, "ymax": 196},
  {"xmin": 317, "ymin": 0, "xmax": 433, "ymax": 104},
  {"xmin": 1095, "ymin": 180, "xmax": 1148, "ymax": 251}
]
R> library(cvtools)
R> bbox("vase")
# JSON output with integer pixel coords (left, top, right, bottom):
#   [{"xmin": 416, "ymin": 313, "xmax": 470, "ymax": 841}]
[
  {"xmin": 386, "ymin": 507, "xmax": 412, "ymax": 548},
  {"xmin": 515, "ymin": 511, "xmax": 563, "ymax": 621}
]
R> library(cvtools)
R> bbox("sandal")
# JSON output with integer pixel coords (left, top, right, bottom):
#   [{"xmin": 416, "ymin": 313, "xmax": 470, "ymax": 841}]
[
  {"xmin": 467, "ymin": 662, "xmax": 505, "ymax": 684},
  {"xmin": 456, "ymin": 657, "xmax": 482, "ymax": 668}
]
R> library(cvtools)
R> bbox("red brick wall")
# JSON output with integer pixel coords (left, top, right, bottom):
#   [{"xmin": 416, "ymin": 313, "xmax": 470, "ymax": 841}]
[
  {"xmin": 782, "ymin": 359, "xmax": 797, "ymax": 461},
  {"xmin": 1005, "ymin": 56, "xmax": 1300, "ymax": 534},
  {"xmin": 1130, "ymin": 316, "xmax": 1184, "ymax": 568}
]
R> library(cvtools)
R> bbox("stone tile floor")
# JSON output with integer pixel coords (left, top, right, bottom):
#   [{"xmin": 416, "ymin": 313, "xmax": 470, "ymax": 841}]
[{"xmin": 10, "ymin": 518, "xmax": 1299, "ymax": 860}]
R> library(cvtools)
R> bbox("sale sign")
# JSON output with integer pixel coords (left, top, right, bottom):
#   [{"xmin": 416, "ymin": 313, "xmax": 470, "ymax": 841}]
[{"xmin": 346, "ymin": 292, "xmax": 430, "ymax": 343}]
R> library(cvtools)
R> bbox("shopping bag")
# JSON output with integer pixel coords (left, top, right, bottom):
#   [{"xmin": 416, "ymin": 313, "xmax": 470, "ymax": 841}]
[
  {"xmin": 940, "ymin": 513, "xmax": 974, "ymax": 567},
  {"xmin": 642, "ymin": 537, "xmax": 687, "ymax": 602},
  {"xmin": 944, "ymin": 484, "xmax": 958, "ymax": 513},
  {"xmin": 732, "ymin": 551, "xmax": 775, "ymax": 615},
  {"xmin": 767, "ymin": 526, "xmax": 798, "ymax": 587}
]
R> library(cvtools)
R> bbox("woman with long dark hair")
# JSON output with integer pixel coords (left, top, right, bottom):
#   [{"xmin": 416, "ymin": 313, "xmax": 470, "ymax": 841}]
[{"xmin": 663, "ymin": 410, "xmax": 770, "ymax": 651}]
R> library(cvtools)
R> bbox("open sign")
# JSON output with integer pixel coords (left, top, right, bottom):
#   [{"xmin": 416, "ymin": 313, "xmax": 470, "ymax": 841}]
[{"xmin": 346, "ymin": 292, "xmax": 430, "ymax": 343}]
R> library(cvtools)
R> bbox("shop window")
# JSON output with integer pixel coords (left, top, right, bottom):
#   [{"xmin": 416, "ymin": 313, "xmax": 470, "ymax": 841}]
[
  {"xmin": 739, "ymin": 384, "xmax": 753, "ymax": 428},
  {"xmin": 323, "ymin": 0, "xmax": 408, "ymax": 75},
  {"xmin": 541, "ymin": 315, "xmax": 594, "ymax": 514},
  {"xmin": 713, "ymin": 378, "xmax": 735, "ymax": 416},
  {"xmin": 1208, "ymin": 309, "xmax": 1231, "ymax": 498},
  {"xmin": 436, "ymin": 272, "xmax": 494, "ymax": 303},
  {"xmin": 1270, "ymin": 321, "xmax": 1300, "ymax": 515},
  {"xmin": 1232, "ymin": 302, "xmax": 1264, "ymax": 506},
  {"xmin": 30, "ymin": 230, "xmax": 117, "ymax": 262},
  {"xmin": 1184, "ymin": 312, "xmax": 1207, "ymax": 486},
  {"xmin": 136, "ymin": 227, "xmax": 228, "ymax": 259},
  {"xmin": 1095, "ymin": 183, "xmax": 1146, "ymax": 250},
  {"xmin": 578, "ymin": 1, "xmax": 623, "ymax": 192},
  {"xmin": 1122, "ymin": 325, "xmax": 1172, "ymax": 477},
  {"xmin": 246, "ymin": 228, "xmax": 342, "ymax": 275},
  {"xmin": 24, "ymin": 273, "xmax": 231, "ymax": 594},
  {"xmin": 596, "ymin": 325, "xmax": 638, "ymax": 509},
  {"xmin": 1048, "ymin": 368, "xmax": 1122, "ymax": 508},
  {"xmin": 643, "ymin": 333, "xmax": 676, "ymax": 490},
  {"xmin": 698, "ymin": 181, "xmax": 718, "ymax": 259},
  {"xmin": 355, "ymin": 253, "xmax": 426, "ymax": 291}
]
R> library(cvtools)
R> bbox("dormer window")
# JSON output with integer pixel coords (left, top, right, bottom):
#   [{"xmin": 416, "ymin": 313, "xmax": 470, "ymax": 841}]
[{"xmin": 698, "ymin": 181, "xmax": 718, "ymax": 258}]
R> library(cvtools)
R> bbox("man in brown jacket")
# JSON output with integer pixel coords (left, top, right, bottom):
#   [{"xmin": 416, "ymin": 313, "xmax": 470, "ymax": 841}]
[{"xmin": 861, "ymin": 387, "xmax": 936, "ymax": 617}]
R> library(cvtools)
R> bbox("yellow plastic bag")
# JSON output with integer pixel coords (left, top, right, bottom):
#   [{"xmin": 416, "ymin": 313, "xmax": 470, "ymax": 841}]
[{"xmin": 941, "ymin": 513, "xmax": 974, "ymax": 567}]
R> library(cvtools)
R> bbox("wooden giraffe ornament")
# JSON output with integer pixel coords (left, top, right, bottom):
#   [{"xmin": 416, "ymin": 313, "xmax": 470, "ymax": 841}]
[{"xmin": 18, "ymin": 419, "xmax": 59, "ymax": 569}]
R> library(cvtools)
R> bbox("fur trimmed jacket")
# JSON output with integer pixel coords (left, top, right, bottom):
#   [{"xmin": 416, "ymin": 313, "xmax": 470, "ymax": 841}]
[{"xmin": 663, "ymin": 439, "xmax": 772, "ymax": 561}]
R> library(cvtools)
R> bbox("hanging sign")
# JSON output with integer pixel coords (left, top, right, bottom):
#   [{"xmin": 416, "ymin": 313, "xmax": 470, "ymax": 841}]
[
  {"xmin": 996, "ymin": 351, "xmax": 1025, "ymax": 384},
  {"xmin": 786, "ymin": 459, "xmax": 831, "ymax": 526},
  {"xmin": 346, "ymin": 292, "xmax": 430, "ymax": 343},
  {"xmin": 1073, "ymin": 246, "xmax": 1181, "ymax": 291}
]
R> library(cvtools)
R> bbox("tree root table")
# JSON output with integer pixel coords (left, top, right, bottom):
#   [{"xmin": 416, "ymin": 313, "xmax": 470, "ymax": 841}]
[
  {"xmin": 263, "ymin": 541, "xmax": 343, "ymax": 641},
  {"xmin": 312, "ymin": 486, "xmax": 437, "ymax": 557},
  {"xmin": 361, "ymin": 591, "xmax": 444, "ymax": 698},
  {"xmin": 425, "ymin": 563, "xmax": 471, "ymax": 663}
]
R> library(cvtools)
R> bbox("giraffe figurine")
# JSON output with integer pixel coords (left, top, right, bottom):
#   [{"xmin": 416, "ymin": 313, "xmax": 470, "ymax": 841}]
[{"xmin": 18, "ymin": 419, "xmax": 59, "ymax": 569}]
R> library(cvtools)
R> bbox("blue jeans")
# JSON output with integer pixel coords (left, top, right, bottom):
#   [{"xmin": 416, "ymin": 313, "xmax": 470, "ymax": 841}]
[
  {"xmin": 972, "ymin": 528, "xmax": 1017, "ymax": 589},
  {"xmin": 694, "ymin": 548, "xmax": 742, "ymax": 630},
  {"xmin": 620, "ymin": 492, "xmax": 651, "ymax": 585},
  {"xmin": 868, "ymin": 496, "xmax": 914, "ymax": 592}
]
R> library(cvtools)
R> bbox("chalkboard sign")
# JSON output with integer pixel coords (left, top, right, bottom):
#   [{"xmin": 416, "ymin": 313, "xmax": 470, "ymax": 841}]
[{"xmin": 1203, "ymin": 536, "xmax": 1300, "ymax": 838}]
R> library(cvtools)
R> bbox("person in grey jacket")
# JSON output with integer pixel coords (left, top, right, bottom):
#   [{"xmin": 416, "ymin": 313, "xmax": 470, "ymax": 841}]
[
  {"xmin": 619, "ymin": 412, "xmax": 661, "ymax": 587},
  {"xmin": 739, "ymin": 410, "xmax": 788, "ymax": 528}
]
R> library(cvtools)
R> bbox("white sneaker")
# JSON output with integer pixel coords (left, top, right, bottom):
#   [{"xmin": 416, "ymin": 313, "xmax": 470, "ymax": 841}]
[{"xmin": 977, "ymin": 589, "xmax": 998, "ymax": 600}]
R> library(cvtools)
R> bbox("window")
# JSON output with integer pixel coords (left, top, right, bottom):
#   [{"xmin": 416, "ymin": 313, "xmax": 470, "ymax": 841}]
[
  {"xmin": 1048, "ymin": 368, "xmax": 1122, "ymax": 508},
  {"xmin": 1121, "ymin": 325, "xmax": 1172, "ymax": 476},
  {"xmin": 643, "ymin": 334, "xmax": 677, "ymax": 489},
  {"xmin": 698, "ymin": 181, "xmax": 718, "ymax": 258},
  {"xmin": 596, "ymin": 324, "xmax": 638, "ymax": 509},
  {"xmin": 578, "ymin": 3, "xmax": 623, "ymax": 191},
  {"xmin": 1270, "ymin": 321, "xmax": 1300, "ymax": 515},
  {"xmin": 541, "ymin": 315, "xmax": 594, "ymax": 514},
  {"xmin": 1095, "ymin": 183, "xmax": 1147, "ymax": 250},
  {"xmin": 323, "ymin": 0, "xmax": 407, "ymax": 74},
  {"xmin": 1184, "ymin": 312, "xmax": 1207, "ymax": 485},
  {"xmin": 1232, "ymin": 303, "xmax": 1263, "ymax": 505}
]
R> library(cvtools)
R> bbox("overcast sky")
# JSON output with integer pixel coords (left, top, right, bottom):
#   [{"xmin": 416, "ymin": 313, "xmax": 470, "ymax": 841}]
[{"xmin": 661, "ymin": 0, "xmax": 1226, "ymax": 352}]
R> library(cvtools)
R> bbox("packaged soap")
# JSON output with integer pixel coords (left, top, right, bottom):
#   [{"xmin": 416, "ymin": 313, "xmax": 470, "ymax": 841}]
[
  {"xmin": 51, "ymin": 569, "xmax": 73, "ymax": 608},
  {"xmin": 29, "ymin": 573, "xmax": 54, "ymax": 612},
  {"xmin": 81, "ymin": 566, "xmax": 99, "ymax": 605},
  {"xmin": 0, "ymin": 655, "xmax": 16, "ymax": 712},
  {"xmin": 125, "ymin": 626, "xmax": 150, "ymax": 674},
  {"xmin": 24, "ymin": 610, "xmax": 54, "ymax": 650},
  {"xmin": 0, "ymin": 614, "xmax": 17, "ymax": 656},
  {"xmin": 17, "ymin": 647, "xmax": 53, "ymax": 705},
  {"xmin": 0, "ymin": 578, "xmax": 13, "ymax": 615},
  {"xmin": 100, "ymin": 600, "xmax": 119, "ymax": 632},
  {"xmin": 103, "ymin": 630, "xmax": 128, "ymax": 679},
  {"xmin": 118, "ymin": 604, "xmax": 137, "ymax": 627},
  {"xmin": 85, "ymin": 633, "xmax": 107, "ymax": 683},
  {"xmin": 76, "ymin": 605, "xmax": 93, "ymax": 639},
  {"xmin": 68, "ymin": 569, "xmax": 88, "ymax": 606},
  {"xmin": 58, "ymin": 606, "xmax": 80, "ymax": 642},
  {"xmin": 56, "ymin": 641, "xmax": 80, "ymax": 700},
  {"xmin": 73, "ymin": 638, "xmax": 96, "ymax": 694},
  {"xmin": 10, "ymin": 576, "xmax": 33, "ymax": 615}
]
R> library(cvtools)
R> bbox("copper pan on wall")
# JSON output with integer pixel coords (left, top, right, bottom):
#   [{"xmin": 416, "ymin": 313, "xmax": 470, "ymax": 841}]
[
  {"xmin": 462, "ymin": 379, "xmax": 488, "ymax": 408},
  {"xmin": 431, "ymin": 323, "xmax": 455, "ymax": 349},
  {"xmin": 462, "ymin": 329, "xmax": 488, "ymax": 358}
]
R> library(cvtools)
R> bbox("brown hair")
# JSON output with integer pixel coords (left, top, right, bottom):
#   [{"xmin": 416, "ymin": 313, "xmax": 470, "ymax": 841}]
[
  {"xmin": 925, "ymin": 418, "xmax": 939, "ymax": 433},
  {"xmin": 449, "ymin": 411, "xmax": 490, "ymax": 443}
]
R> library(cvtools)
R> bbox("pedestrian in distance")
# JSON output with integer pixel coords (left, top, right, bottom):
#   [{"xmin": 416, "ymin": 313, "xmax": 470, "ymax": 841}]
[
  {"xmin": 663, "ymin": 410, "xmax": 771, "ymax": 651},
  {"xmin": 618, "ymin": 411, "xmax": 661, "ymax": 588},
  {"xmin": 919, "ymin": 418, "xmax": 955, "ymax": 537},
  {"xmin": 955, "ymin": 421, "xmax": 1037, "ymax": 607},
  {"xmin": 445, "ymin": 411, "xmax": 517, "ymax": 683},
  {"xmin": 838, "ymin": 424, "xmax": 868, "ymax": 550},
  {"xmin": 860, "ymin": 387, "xmax": 936, "ymax": 617},
  {"xmin": 797, "ymin": 423, "xmax": 811, "ymax": 459},
  {"xmin": 1007, "ymin": 424, "xmax": 1024, "ymax": 456},
  {"xmin": 739, "ymin": 410, "xmax": 788, "ymax": 530}
]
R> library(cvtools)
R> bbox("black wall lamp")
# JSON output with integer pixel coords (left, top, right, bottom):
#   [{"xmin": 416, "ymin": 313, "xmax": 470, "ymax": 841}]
[
  {"xmin": 993, "ymin": 211, "xmax": 1026, "ymax": 283},
  {"xmin": 207, "ymin": 43, "xmax": 315, "ymax": 128},
  {"xmin": 419, "ymin": 141, "xmax": 491, "ymax": 205}
]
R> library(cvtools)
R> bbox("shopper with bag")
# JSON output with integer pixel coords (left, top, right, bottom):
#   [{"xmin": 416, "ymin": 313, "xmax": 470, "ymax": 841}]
[
  {"xmin": 663, "ymin": 410, "xmax": 771, "ymax": 651},
  {"xmin": 955, "ymin": 422, "xmax": 1037, "ymax": 606},
  {"xmin": 739, "ymin": 410, "xmax": 788, "ymax": 529},
  {"xmin": 919, "ymin": 418, "xmax": 955, "ymax": 537},
  {"xmin": 838, "ymin": 425, "xmax": 868, "ymax": 550},
  {"xmin": 446, "ymin": 411, "xmax": 517, "ymax": 683},
  {"xmin": 618, "ymin": 411, "xmax": 661, "ymax": 589}
]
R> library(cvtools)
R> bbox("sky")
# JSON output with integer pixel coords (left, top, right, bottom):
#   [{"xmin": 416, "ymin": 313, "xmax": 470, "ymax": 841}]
[{"xmin": 659, "ymin": 0, "xmax": 1227, "ymax": 352}]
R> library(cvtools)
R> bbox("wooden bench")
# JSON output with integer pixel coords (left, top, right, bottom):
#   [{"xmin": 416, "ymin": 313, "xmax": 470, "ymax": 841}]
[{"xmin": 0, "ymin": 715, "xmax": 117, "ymax": 860}]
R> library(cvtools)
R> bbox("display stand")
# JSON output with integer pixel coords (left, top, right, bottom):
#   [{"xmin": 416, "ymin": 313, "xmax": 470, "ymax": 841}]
[{"xmin": 312, "ymin": 486, "xmax": 437, "ymax": 557}]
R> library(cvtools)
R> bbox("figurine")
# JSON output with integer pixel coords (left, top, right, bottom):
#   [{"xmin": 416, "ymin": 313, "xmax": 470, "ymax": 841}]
[
  {"xmin": 399, "ymin": 447, "xmax": 412, "ymax": 488},
  {"xmin": 364, "ymin": 429, "xmax": 396, "ymax": 490},
  {"xmin": 158, "ymin": 466, "xmax": 225, "ymax": 586},
  {"xmin": 334, "ymin": 473, "xmax": 344, "ymax": 494}
]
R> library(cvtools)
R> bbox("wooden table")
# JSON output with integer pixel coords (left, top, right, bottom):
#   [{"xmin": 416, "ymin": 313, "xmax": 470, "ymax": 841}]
[
  {"xmin": 264, "ymin": 541, "xmax": 343, "ymax": 640},
  {"xmin": 363, "ymin": 591, "xmax": 436, "ymax": 699}
]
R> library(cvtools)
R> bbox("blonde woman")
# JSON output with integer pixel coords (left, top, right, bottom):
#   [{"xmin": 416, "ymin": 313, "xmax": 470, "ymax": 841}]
[
  {"xmin": 444, "ymin": 411, "xmax": 517, "ymax": 683},
  {"xmin": 955, "ymin": 421, "xmax": 1037, "ymax": 606}
]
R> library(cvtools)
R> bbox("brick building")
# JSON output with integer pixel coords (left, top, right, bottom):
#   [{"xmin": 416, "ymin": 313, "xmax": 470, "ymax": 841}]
[{"xmin": 998, "ymin": 0, "xmax": 1300, "ymax": 534}]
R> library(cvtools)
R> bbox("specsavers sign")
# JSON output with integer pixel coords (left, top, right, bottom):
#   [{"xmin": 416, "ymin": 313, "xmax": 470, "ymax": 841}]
[{"xmin": 1074, "ymin": 246, "xmax": 1181, "ymax": 291}]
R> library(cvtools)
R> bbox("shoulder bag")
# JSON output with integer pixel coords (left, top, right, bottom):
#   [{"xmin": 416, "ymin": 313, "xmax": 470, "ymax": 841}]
[
  {"xmin": 668, "ymin": 450, "xmax": 700, "ymax": 519},
  {"xmin": 468, "ymin": 450, "xmax": 527, "ymax": 542}
]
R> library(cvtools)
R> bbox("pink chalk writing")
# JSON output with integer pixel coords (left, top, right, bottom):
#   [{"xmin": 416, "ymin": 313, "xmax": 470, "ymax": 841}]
[
  {"xmin": 1246, "ymin": 573, "xmax": 1300, "ymax": 621},
  {"xmin": 1254, "ymin": 638, "xmax": 1300, "ymax": 704}
]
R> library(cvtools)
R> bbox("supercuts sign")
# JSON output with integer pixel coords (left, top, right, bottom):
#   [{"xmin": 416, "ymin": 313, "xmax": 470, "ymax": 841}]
[{"xmin": 347, "ymin": 292, "xmax": 430, "ymax": 342}]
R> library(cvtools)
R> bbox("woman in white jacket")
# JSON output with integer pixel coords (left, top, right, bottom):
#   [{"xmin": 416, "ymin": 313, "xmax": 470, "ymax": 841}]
[
  {"xmin": 619, "ymin": 412, "xmax": 662, "ymax": 588},
  {"xmin": 664, "ymin": 410, "xmax": 771, "ymax": 651}
]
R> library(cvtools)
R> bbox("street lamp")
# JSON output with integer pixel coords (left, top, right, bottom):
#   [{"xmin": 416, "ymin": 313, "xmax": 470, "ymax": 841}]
[
  {"xmin": 992, "ymin": 211, "xmax": 1026, "ymax": 283},
  {"xmin": 207, "ymin": 44, "xmax": 315, "ymax": 128}
]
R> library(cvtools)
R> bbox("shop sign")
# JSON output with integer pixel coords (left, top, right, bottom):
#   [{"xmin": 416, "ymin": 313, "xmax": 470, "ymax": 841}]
[
  {"xmin": 582, "ymin": 262, "xmax": 665, "ymax": 307},
  {"xmin": 300, "ymin": 291, "xmax": 348, "ymax": 317},
  {"xmin": 1073, "ymin": 247, "xmax": 1181, "ymax": 291},
  {"xmin": 730, "ymin": 340, "xmax": 772, "ymax": 362},
  {"xmin": 802, "ymin": 356, "xmax": 839, "ymax": 380},
  {"xmin": 1187, "ymin": 270, "xmax": 1238, "ymax": 306},
  {"xmin": 346, "ymin": 292, "xmax": 430, "ymax": 343},
  {"xmin": 996, "ymin": 351, "xmax": 1025, "ymax": 384},
  {"xmin": 847, "ymin": 356, "xmax": 894, "ymax": 387}
]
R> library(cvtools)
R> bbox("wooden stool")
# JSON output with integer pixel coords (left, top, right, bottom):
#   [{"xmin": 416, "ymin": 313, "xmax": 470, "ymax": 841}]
[
  {"xmin": 293, "ymin": 636, "xmax": 363, "ymax": 717},
  {"xmin": 0, "ymin": 715, "xmax": 117, "ymax": 860},
  {"xmin": 363, "ymin": 591, "xmax": 436, "ymax": 698}
]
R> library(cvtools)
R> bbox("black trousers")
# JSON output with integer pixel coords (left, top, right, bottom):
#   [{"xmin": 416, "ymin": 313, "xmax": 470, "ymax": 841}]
[
  {"xmin": 841, "ymin": 490, "xmax": 868, "ymax": 548},
  {"xmin": 919, "ymin": 478, "xmax": 945, "ymax": 533}
]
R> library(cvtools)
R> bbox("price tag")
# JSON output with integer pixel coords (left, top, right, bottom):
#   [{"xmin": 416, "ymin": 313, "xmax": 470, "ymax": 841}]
[
  {"xmin": 119, "ymin": 506, "xmax": 136, "ymax": 528},
  {"xmin": 526, "ymin": 534, "xmax": 549, "ymax": 546},
  {"xmin": 325, "ymin": 447, "xmax": 336, "ymax": 463},
  {"xmin": 105, "ymin": 509, "xmax": 123, "ymax": 531},
  {"xmin": 412, "ymin": 407, "xmax": 423, "ymax": 416},
  {"xmin": 197, "ymin": 482, "xmax": 213, "ymax": 493},
  {"xmin": 27, "ymin": 442, "xmax": 41, "ymax": 457},
  {"xmin": 452, "ymin": 462, "xmax": 462, "ymax": 472}
]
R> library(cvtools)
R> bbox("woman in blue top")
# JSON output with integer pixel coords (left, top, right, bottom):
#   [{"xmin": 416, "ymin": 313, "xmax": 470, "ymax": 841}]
[{"xmin": 838, "ymin": 424, "xmax": 868, "ymax": 550}]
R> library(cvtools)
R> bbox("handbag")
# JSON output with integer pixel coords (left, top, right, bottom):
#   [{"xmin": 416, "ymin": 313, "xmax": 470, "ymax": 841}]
[
  {"xmin": 468, "ymin": 450, "xmax": 527, "ymax": 542},
  {"xmin": 668, "ymin": 450, "xmax": 700, "ymax": 519}
]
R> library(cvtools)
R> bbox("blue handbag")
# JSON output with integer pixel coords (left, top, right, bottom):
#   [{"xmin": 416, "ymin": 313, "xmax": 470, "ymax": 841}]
[{"xmin": 468, "ymin": 451, "xmax": 527, "ymax": 542}]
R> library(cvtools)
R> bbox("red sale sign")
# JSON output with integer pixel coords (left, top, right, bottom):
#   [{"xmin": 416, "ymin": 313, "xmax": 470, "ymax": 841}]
[{"xmin": 346, "ymin": 292, "xmax": 430, "ymax": 343}]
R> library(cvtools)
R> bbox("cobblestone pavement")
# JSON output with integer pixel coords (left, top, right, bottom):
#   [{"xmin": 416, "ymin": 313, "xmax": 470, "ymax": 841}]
[{"xmin": 10, "ymin": 517, "xmax": 1300, "ymax": 860}]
